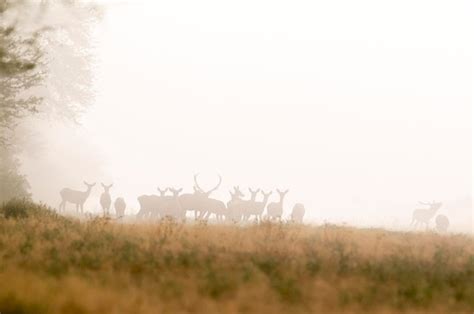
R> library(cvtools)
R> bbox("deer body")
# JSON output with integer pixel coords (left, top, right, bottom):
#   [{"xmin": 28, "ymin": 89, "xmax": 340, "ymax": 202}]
[
  {"xmin": 226, "ymin": 187, "xmax": 245, "ymax": 222},
  {"xmin": 411, "ymin": 201, "xmax": 442, "ymax": 230},
  {"xmin": 291, "ymin": 203, "xmax": 305, "ymax": 223},
  {"xmin": 161, "ymin": 188, "xmax": 185, "ymax": 220},
  {"xmin": 137, "ymin": 188, "xmax": 168, "ymax": 218},
  {"xmin": 114, "ymin": 197, "xmax": 126, "ymax": 217},
  {"xmin": 267, "ymin": 189, "xmax": 289, "ymax": 220},
  {"xmin": 248, "ymin": 191, "xmax": 272, "ymax": 222},
  {"xmin": 100, "ymin": 183, "xmax": 113, "ymax": 215},
  {"xmin": 182, "ymin": 174, "xmax": 222, "ymax": 220},
  {"xmin": 59, "ymin": 181, "xmax": 95, "ymax": 213},
  {"xmin": 242, "ymin": 188, "xmax": 261, "ymax": 221}
]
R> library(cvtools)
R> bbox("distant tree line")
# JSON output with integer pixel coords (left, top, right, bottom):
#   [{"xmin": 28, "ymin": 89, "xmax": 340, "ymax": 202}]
[{"xmin": 0, "ymin": 0, "xmax": 101, "ymax": 202}]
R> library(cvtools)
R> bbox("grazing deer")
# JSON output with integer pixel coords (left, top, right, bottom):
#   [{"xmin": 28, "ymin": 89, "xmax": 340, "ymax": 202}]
[
  {"xmin": 290, "ymin": 203, "xmax": 305, "ymax": 223},
  {"xmin": 242, "ymin": 188, "xmax": 261, "ymax": 221},
  {"xmin": 100, "ymin": 183, "xmax": 113, "ymax": 216},
  {"xmin": 411, "ymin": 201, "xmax": 443, "ymax": 230},
  {"xmin": 267, "ymin": 189, "xmax": 289, "ymax": 221},
  {"xmin": 226, "ymin": 186, "xmax": 245, "ymax": 222},
  {"xmin": 114, "ymin": 197, "xmax": 126, "ymax": 217},
  {"xmin": 248, "ymin": 190, "xmax": 272, "ymax": 223},
  {"xmin": 58, "ymin": 181, "xmax": 96, "ymax": 214}
]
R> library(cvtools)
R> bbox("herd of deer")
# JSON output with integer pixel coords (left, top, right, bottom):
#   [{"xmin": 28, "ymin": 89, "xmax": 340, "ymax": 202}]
[
  {"xmin": 58, "ymin": 176, "xmax": 448, "ymax": 230},
  {"xmin": 58, "ymin": 175, "xmax": 306, "ymax": 223}
]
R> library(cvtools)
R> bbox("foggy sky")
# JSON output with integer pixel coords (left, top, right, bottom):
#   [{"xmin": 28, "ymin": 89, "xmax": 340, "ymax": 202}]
[{"xmin": 21, "ymin": 0, "xmax": 472, "ymax": 232}]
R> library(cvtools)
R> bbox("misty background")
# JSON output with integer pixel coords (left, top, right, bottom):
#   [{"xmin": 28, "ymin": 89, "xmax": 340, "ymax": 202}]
[{"xmin": 10, "ymin": 0, "xmax": 472, "ymax": 232}]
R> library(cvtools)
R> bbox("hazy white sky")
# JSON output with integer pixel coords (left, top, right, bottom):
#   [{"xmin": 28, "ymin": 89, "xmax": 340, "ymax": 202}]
[{"xmin": 24, "ymin": 0, "xmax": 473, "ymax": 231}]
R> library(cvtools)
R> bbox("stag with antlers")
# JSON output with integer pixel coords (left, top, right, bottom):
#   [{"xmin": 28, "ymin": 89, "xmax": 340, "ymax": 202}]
[
  {"xmin": 411, "ymin": 200, "xmax": 443, "ymax": 230},
  {"xmin": 179, "ymin": 174, "xmax": 222, "ymax": 220}
]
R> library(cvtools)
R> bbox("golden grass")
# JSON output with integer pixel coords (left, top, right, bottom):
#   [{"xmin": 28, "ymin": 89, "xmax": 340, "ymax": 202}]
[{"xmin": 0, "ymin": 200, "xmax": 473, "ymax": 313}]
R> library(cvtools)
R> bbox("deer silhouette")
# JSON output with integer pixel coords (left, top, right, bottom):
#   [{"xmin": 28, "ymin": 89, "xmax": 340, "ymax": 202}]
[
  {"xmin": 249, "ymin": 190, "xmax": 272, "ymax": 223},
  {"xmin": 242, "ymin": 188, "xmax": 261, "ymax": 221},
  {"xmin": 226, "ymin": 186, "xmax": 245, "ymax": 222},
  {"xmin": 114, "ymin": 197, "xmax": 126, "ymax": 217},
  {"xmin": 100, "ymin": 183, "xmax": 113, "ymax": 216},
  {"xmin": 58, "ymin": 181, "xmax": 96, "ymax": 214},
  {"xmin": 137, "ymin": 187, "xmax": 168, "ymax": 219},
  {"xmin": 162, "ymin": 187, "xmax": 185, "ymax": 220},
  {"xmin": 290, "ymin": 203, "xmax": 305, "ymax": 223},
  {"xmin": 179, "ymin": 174, "xmax": 222, "ymax": 220},
  {"xmin": 267, "ymin": 189, "xmax": 289, "ymax": 221},
  {"xmin": 411, "ymin": 201, "xmax": 443, "ymax": 230}
]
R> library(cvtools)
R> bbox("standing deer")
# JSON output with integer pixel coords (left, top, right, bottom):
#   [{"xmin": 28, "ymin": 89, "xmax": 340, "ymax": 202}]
[
  {"xmin": 100, "ymin": 183, "xmax": 113, "ymax": 216},
  {"xmin": 267, "ymin": 189, "xmax": 289, "ymax": 221},
  {"xmin": 137, "ymin": 187, "xmax": 168, "ymax": 218},
  {"xmin": 179, "ymin": 174, "xmax": 222, "ymax": 220},
  {"xmin": 114, "ymin": 197, "xmax": 126, "ymax": 217},
  {"xmin": 226, "ymin": 186, "xmax": 245, "ymax": 222},
  {"xmin": 58, "ymin": 181, "xmax": 96, "ymax": 214},
  {"xmin": 411, "ymin": 201, "xmax": 443, "ymax": 230},
  {"xmin": 248, "ymin": 190, "xmax": 272, "ymax": 223},
  {"xmin": 242, "ymin": 188, "xmax": 261, "ymax": 221},
  {"xmin": 162, "ymin": 187, "xmax": 185, "ymax": 220}
]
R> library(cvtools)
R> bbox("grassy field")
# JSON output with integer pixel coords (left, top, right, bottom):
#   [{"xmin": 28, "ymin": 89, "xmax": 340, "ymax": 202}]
[{"xmin": 0, "ymin": 200, "xmax": 473, "ymax": 314}]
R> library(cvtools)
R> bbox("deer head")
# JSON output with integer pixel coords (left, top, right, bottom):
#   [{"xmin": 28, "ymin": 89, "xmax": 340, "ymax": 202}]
[
  {"xmin": 169, "ymin": 187, "xmax": 183, "ymax": 198},
  {"xmin": 84, "ymin": 181, "xmax": 96, "ymax": 190},
  {"xmin": 157, "ymin": 187, "xmax": 168, "ymax": 196},
  {"xmin": 193, "ymin": 174, "xmax": 222, "ymax": 197},
  {"xmin": 248, "ymin": 188, "xmax": 261, "ymax": 200},
  {"xmin": 229, "ymin": 186, "xmax": 245, "ymax": 200},
  {"xmin": 276, "ymin": 189, "xmax": 289, "ymax": 201},
  {"xmin": 261, "ymin": 190, "xmax": 272, "ymax": 202},
  {"xmin": 234, "ymin": 186, "xmax": 244, "ymax": 198},
  {"xmin": 101, "ymin": 183, "xmax": 113, "ymax": 192}
]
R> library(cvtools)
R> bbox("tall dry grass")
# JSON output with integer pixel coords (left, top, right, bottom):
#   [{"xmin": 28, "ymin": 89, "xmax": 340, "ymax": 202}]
[{"xmin": 0, "ymin": 200, "xmax": 473, "ymax": 313}]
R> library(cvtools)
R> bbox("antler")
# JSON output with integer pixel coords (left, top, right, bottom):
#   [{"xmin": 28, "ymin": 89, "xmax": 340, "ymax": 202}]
[
  {"xmin": 194, "ymin": 174, "xmax": 222, "ymax": 195},
  {"xmin": 194, "ymin": 174, "xmax": 204, "ymax": 193},
  {"xmin": 207, "ymin": 175, "xmax": 222, "ymax": 194}
]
